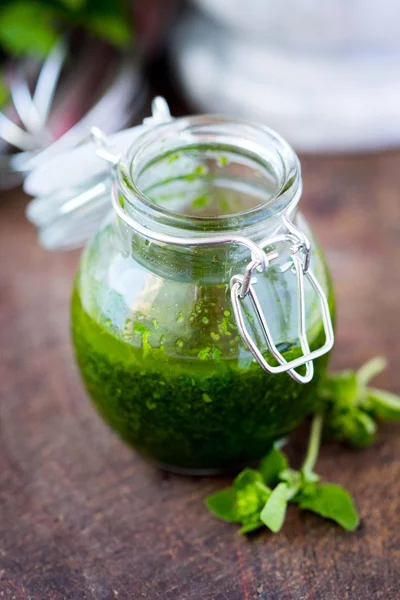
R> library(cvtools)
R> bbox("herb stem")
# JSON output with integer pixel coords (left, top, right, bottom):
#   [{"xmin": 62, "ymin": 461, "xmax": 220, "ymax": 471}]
[
  {"xmin": 286, "ymin": 480, "xmax": 301, "ymax": 501},
  {"xmin": 357, "ymin": 356, "xmax": 387, "ymax": 387},
  {"xmin": 302, "ymin": 413, "xmax": 324, "ymax": 476}
]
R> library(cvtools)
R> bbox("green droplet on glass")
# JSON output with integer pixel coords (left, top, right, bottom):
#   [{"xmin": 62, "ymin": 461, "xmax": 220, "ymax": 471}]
[
  {"xmin": 168, "ymin": 153, "xmax": 180, "ymax": 164},
  {"xmin": 192, "ymin": 194, "xmax": 210, "ymax": 210},
  {"xmin": 217, "ymin": 156, "xmax": 229, "ymax": 167}
]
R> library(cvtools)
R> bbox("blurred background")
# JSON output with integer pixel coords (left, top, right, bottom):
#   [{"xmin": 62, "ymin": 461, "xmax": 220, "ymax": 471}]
[{"xmin": 1, "ymin": 0, "xmax": 400, "ymax": 193}]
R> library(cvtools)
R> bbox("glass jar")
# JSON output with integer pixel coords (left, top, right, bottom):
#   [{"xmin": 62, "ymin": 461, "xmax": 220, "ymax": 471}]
[{"xmin": 70, "ymin": 109, "xmax": 334, "ymax": 474}]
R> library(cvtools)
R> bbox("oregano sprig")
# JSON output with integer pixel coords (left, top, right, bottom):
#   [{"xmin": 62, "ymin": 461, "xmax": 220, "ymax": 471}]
[
  {"xmin": 206, "ymin": 413, "xmax": 359, "ymax": 534},
  {"xmin": 319, "ymin": 357, "xmax": 400, "ymax": 447},
  {"xmin": 206, "ymin": 357, "xmax": 400, "ymax": 535}
]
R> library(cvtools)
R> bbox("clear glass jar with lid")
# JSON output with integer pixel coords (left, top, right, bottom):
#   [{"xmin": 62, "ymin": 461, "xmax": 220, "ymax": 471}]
[{"xmin": 27, "ymin": 99, "xmax": 335, "ymax": 474}]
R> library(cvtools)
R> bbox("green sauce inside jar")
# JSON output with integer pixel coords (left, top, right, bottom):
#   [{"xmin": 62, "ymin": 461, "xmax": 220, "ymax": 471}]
[
  {"xmin": 71, "ymin": 116, "xmax": 335, "ymax": 473},
  {"xmin": 72, "ymin": 285, "xmax": 333, "ymax": 472}
]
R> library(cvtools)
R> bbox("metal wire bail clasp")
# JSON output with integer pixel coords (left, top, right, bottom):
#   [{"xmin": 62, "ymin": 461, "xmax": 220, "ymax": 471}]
[{"xmin": 230, "ymin": 218, "xmax": 334, "ymax": 384}]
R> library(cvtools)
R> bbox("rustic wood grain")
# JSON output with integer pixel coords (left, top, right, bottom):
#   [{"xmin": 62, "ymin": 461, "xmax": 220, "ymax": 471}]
[{"xmin": 0, "ymin": 151, "xmax": 399, "ymax": 600}]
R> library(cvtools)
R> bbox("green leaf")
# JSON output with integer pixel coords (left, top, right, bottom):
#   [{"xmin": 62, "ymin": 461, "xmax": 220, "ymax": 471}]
[
  {"xmin": 205, "ymin": 488, "xmax": 239, "ymax": 523},
  {"xmin": 294, "ymin": 481, "xmax": 318, "ymax": 500},
  {"xmin": 332, "ymin": 410, "xmax": 376, "ymax": 448},
  {"xmin": 326, "ymin": 409, "xmax": 376, "ymax": 447},
  {"xmin": 0, "ymin": 2, "xmax": 59, "ymax": 58},
  {"xmin": 260, "ymin": 483, "xmax": 288, "ymax": 533},
  {"xmin": 87, "ymin": 14, "xmax": 131, "ymax": 47},
  {"xmin": 366, "ymin": 387, "xmax": 400, "ymax": 421},
  {"xmin": 319, "ymin": 371, "xmax": 358, "ymax": 409},
  {"xmin": 233, "ymin": 468, "xmax": 271, "ymax": 521},
  {"xmin": 234, "ymin": 468, "xmax": 264, "ymax": 491},
  {"xmin": 299, "ymin": 483, "xmax": 360, "ymax": 531},
  {"xmin": 357, "ymin": 357, "xmax": 387, "ymax": 387},
  {"xmin": 353, "ymin": 411, "xmax": 377, "ymax": 446},
  {"xmin": 259, "ymin": 447, "xmax": 289, "ymax": 486},
  {"xmin": 238, "ymin": 520, "xmax": 264, "ymax": 535}
]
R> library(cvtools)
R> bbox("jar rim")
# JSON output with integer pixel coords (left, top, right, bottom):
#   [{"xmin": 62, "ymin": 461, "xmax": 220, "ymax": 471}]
[{"xmin": 116, "ymin": 114, "xmax": 301, "ymax": 234}]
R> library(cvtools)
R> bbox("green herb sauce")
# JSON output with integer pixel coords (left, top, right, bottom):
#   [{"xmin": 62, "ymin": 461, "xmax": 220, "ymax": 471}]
[{"xmin": 71, "ymin": 284, "xmax": 332, "ymax": 472}]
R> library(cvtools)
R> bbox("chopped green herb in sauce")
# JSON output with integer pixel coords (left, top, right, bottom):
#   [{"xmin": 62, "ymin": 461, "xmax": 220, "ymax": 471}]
[{"xmin": 71, "ymin": 285, "xmax": 332, "ymax": 471}]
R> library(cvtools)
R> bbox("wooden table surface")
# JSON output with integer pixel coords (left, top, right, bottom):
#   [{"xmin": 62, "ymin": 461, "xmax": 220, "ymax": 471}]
[{"xmin": 1, "ymin": 152, "xmax": 399, "ymax": 600}]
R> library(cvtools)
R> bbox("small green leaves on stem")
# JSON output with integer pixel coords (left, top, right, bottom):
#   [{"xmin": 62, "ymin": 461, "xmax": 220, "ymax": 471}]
[
  {"xmin": 319, "ymin": 357, "xmax": 400, "ymax": 447},
  {"xmin": 205, "ymin": 357, "xmax": 399, "ymax": 536},
  {"xmin": 297, "ymin": 484, "xmax": 360, "ymax": 531},
  {"xmin": 234, "ymin": 469, "xmax": 271, "ymax": 533},
  {"xmin": 205, "ymin": 414, "xmax": 359, "ymax": 535},
  {"xmin": 206, "ymin": 468, "xmax": 272, "ymax": 534}
]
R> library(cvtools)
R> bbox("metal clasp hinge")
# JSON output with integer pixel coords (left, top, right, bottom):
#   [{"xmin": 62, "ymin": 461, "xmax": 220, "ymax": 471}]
[{"xmin": 230, "ymin": 222, "xmax": 334, "ymax": 384}]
